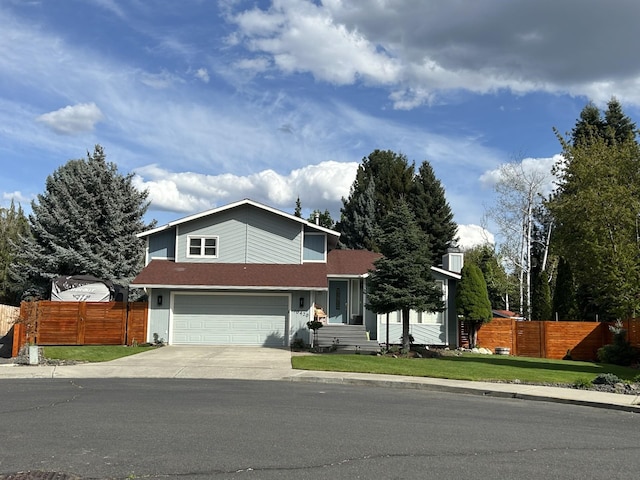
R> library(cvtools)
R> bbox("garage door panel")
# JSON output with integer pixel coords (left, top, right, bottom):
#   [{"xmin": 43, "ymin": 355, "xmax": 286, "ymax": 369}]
[{"xmin": 172, "ymin": 294, "xmax": 288, "ymax": 346}]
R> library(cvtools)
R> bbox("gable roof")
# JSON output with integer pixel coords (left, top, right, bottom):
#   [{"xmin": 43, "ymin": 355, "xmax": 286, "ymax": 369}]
[{"xmin": 137, "ymin": 198, "xmax": 340, "ymax": 239}]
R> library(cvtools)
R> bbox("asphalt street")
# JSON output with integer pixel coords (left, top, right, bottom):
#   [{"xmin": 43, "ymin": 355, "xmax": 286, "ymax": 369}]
[{"xmin": 1, "ymin": 378, "xmax": 639, "ymax": 479}]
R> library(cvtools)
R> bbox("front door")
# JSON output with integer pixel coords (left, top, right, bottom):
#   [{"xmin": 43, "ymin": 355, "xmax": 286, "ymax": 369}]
[{"xmin": 328, "ymin": 280, "xmax": 348, "ymax": 324}]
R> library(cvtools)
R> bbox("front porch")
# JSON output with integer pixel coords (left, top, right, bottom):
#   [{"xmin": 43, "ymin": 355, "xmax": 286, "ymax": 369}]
[{"xmin": 313, "ymin": 324, "xmax": 380, "ymax": 353}]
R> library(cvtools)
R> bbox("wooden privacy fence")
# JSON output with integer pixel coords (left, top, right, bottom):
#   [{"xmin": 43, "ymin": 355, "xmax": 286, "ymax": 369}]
[
  {"xmin": 473, "ymin": 318, "xmax": 640, "ymax": 361},
  {"xmin": 12, "ymin": 301, "xmax": 148, "ymax": 356},
  {"xmin": 0, "ymin": 304, "xmax": 20, "ymax": 336}
]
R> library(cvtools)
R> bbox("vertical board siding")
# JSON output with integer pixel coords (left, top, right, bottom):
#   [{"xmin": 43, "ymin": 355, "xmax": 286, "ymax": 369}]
[{"xmin": 12, "ymin": 301, "xmax": 148, "ymax": 355}]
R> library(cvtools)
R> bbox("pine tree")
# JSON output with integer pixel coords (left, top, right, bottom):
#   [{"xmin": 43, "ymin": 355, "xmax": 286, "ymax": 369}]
[
  {"xmin": 11, "ymin": 145, "xmax": 155, "ymax": 298},
  {"xmin": 604, "ymin": 97, "xmax": 637, "ymax": 146},
  {"xmin": 409, "ymin": 161, "xmax": 458, "ymax": 264},
  {"xmin": 571, "ymin": 102, "xmax": 605, "ymax": 147},
  {"xmin": 552, "ymin": 257, "xmax": 579, "ymax": 320},
  {"xmin": 338, "ymin": 176, "xmax": 377, "ymax": 250},
  {"xmin": 455, "ymin": 263, "xmax": 492, "ymax": 348},
  {"xmin": 531, "ymin": 269, "xmax": 552, "ymax": 320},
  {"xmin": 338, "ymin": 150, "xmax": 457, "ymax": 256},
  {"xmin": 294, "ymin": 196, "xmax": 302, "ymax": 217},
  {"xmin": 366, "ymin": 201, "xmax": 443, "ymax": 352},
  {"xmin": 338, "ymin": 150, "xmax": 414, "ymax": 249},
  {"xmin": 0, "ymin": 200, "xmax": 31, "ymax": 305}
]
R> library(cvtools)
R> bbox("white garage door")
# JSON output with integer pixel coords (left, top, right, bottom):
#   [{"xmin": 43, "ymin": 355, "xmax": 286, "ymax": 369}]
[{"xmin": 172, "ymin": 294, "xmax": 289, "ymax": 346}]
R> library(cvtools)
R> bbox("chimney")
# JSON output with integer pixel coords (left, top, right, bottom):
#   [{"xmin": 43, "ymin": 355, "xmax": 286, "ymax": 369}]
[
  {"xmin": 442, "ymin": 248, "xmax": 464, "ymax": 273},
  {"xmin": 315, "ymin": 212, "xmax": 320, "ymax": 225}
]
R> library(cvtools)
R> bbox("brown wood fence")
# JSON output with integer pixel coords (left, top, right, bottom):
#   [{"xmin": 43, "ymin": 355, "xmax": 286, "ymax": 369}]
[
  {"xmin": 473, "ymin": 318, "xmax": 640, "ymax": 361},
  {"xmin": 0, "ymin": 304, "xmax": 20, "ymax": 336},
  {"xmin": 12, "ymin": 301, "xmax": 148, "ymax": 356}
]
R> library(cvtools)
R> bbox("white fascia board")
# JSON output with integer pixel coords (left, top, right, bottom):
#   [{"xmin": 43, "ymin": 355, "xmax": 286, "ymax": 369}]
[
  {"xmin": 430, "ymin": 266, "xmax": 461, "ymax": 280},
  {"xmin": 327, "ymin": 274, "xmax": 368, "ymax": 279},
  {"xmin": 136, "ymin": 198, "xmax": 340, "ymax": 238},
  {"xmin": 130, "ymin": 283, "xmax": 328, "ymax": 291}
]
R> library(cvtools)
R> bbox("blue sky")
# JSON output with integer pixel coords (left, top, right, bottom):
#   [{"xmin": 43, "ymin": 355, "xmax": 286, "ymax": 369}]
[{"xmin": 2, "ymin": 0, "xmax": 640, "ymax": 249}]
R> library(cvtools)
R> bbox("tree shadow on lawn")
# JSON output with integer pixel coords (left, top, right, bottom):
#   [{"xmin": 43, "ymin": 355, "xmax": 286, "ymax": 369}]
[{"xmin": 437, "ymin": 354, "xmax": 633, "ymax": 377}]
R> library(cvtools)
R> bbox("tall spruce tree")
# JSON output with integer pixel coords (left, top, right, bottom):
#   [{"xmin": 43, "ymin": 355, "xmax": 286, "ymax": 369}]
[
  {"xmin": 338, "ymin": 150, "xmax": 414, "ymax": 249},
  {"xmin": 366, "ymin": 201, "xmax": 443, "ymax": 352},
  {"xmin": 339, "ymin": 149, "xmax": 457, "ymax": 256},
  {"xmin": 0, "ymin": 200, "xmax": 31, "ymax": 305},
  {"xmin": 11, "ymin": 145, "xmax": 155, "ymax": 298},
  {"xmin": 338, "ymin": 176, "xmax": 377, "ymax": 250},
  {"xmin": 455, "ymin": 263, "xmax": 492, "ymax": 348},
  {"xmin": 409, "ymin": 161, "xmax": 457, "ymax": 264}
]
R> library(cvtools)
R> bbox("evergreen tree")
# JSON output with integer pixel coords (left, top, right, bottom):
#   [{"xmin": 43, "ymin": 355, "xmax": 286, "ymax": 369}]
[
  {"xmin": 338, "ymin": 150, "xmax": 414, "ymax": 249},
  {"xmin": 294, "ymin": 196, "xmax": 302, "ymax": 217},
  {"xmin": 552, "ymin": 257, "xmax": 579, "ymax": 320},
  {"xmin": 571, "ymin": 102, "xmax": 605, "ymax": 146},
  {"xmin": 0, "ymin": 200, "xmax": 31, "ymax": 305},
  {"xmin": 464, "ymin": 243, "xmax": 515, "ymax": 311},
  {"xmin": 367, "ymin": 201, "xmax": 443, "ymax": 352},
  {"xmin": 338, "ymin": 176, "xmax": 377, "ymax": 250},
  {"xmin": 531, "ymin": 269, "xmax": 552, "ymax": 320},
  {"xmin": 11, "ymin": 145, "xmax": 155, "ymax": 298},
  {"xmin": 604, "ymin": 97, "xmax": 637, "ymax": 146},
  {"xmin": 455, "ymin": 263, "xmax": 492, "ymax": 348},
  {"xmin": 339, "ymin": 150, "xmax": 457, "ymax": 256},
  {"xmin": 409, "ymin": 161, "xmax": 458, "ymax": 264}
]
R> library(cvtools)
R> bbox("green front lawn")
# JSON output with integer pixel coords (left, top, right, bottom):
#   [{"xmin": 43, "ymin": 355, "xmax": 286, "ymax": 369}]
[
  {"xmin": 43, "ymin": 345, "xmax": 155, "ymax": 363},
  {"xmin": 291, "ymin": 353, "xmax": 639, "ymax": 385}
]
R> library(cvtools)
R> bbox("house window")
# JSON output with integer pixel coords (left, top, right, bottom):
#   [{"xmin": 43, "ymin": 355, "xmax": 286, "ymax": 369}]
[{"xmin": 187, "ymin": 236, "xmax": 218, "ymax": 258}]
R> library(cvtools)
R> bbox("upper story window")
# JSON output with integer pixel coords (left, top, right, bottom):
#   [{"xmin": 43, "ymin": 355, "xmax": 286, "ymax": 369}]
[{"xmin": 187, "ymin": 236, "xmax": 218, "ymax": 258}]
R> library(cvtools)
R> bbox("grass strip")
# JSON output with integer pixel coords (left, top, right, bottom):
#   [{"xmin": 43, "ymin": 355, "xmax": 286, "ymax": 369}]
[
  {"xmin": 43, "ymin": 345, "xmax": 155, "ymax": 363},
  {"xmin": 291, "ymin": 353, "xmax": 638, "ymax": 384}
]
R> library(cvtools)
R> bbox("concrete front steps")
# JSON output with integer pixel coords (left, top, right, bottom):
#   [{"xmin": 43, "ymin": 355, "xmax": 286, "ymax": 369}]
[{"xmin": 313, "ymin": 324, "xmax": 380, "ymax": 353}]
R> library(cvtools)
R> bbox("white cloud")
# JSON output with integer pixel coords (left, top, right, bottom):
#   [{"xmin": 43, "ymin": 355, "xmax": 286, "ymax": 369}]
[
  {"xmin": 2, "ymin": 190, "xmax": 31, "ymax": 205},
  {"xmin": 194, "ymin": 68, "xmax": 210, "ymax": 83},
  {"xmin": 36, "ymin": 103, "xmax": 103, "ymax": 135},
  {"xmin": 133, "ymin": 160, "xmax": 360, "ymax": 216},
  {"xmin": 456, "ymin": 224, "xmax": 495, "ymax": 251},
  {"xmin": 226, "ymin": 0, "xmax": 640, "ymax": 108},
  {"xmin": 479, "ymin": 155, "xmax": 559, "ymax": 197}
]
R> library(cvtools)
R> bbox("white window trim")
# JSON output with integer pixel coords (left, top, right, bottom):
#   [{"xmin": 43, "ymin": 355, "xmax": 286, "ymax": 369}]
[
  {"xmin": 186, "ymin": 235, "xmax": 219, "ymax": 258},
  {"xmin": 302, "ymin": 232, "xmax": 327, "ymax": 263}
]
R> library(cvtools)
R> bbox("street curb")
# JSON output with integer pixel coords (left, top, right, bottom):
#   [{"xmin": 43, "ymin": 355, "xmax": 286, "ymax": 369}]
[{"xmin": 288, "ymin": 375, "xmax": 640, "ymax": 414}]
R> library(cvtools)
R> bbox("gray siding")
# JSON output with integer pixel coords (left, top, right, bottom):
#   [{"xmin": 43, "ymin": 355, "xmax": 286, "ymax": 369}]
[
  {"xmin": 174, "ymin": 204, "xmax": 302, "ymax": 264},
  {"xmin": 148, "ymin": 229, "xmax": 176, "ymax": 259}
]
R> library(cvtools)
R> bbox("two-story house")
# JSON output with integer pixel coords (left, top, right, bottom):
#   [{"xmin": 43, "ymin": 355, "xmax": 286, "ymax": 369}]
[{"xmin": 131, "ymin": 199, "xmax": 461, "ymax": 348}]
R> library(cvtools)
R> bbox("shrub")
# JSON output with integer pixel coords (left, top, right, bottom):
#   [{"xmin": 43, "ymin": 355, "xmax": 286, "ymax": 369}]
[
  {"xmin": 592, "ymin": 373, "xmax": 622, "ymax": 386},
  {"xmin": 596, "ymin": 321, "xmax": 638, "ymax": 366},
  {"xmin": 573, "ymin": 378, "xmax": 592, "ymax": 389}
]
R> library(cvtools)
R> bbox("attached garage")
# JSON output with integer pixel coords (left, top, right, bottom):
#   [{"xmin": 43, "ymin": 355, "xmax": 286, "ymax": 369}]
[{"xmin": 171, "ymin": 293, "xmax": 289, "ymax": 346}]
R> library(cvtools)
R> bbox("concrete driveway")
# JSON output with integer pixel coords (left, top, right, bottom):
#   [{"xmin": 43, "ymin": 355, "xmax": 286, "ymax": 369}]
[{"xmin": 103, "ymin": 345, "xmax": 295, "ymax": 380}]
